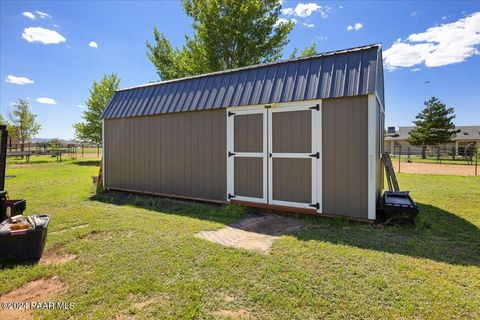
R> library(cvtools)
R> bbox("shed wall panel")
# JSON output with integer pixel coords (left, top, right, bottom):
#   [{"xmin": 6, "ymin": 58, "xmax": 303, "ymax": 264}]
[
  {"xmin": 104, "ymin": 109, "xmax": 227, "ymax": 201},
  {"xmin": 272, "ymin": 158, "xmax": 311, "ymax": 203},
  {"xmin": 322, "ymin": 96, "xmax": 368, "ymax": 218},
  {"xmin": 234, "ymin": 157, "xmax": 263, "ymax": 198},
  {"xmin": 234, "ymin": 114, "xmax": 263, "ymax": 152},
  {"xmin": 272, "ymin": 110, "xmax": 311, "ymax": 153}
]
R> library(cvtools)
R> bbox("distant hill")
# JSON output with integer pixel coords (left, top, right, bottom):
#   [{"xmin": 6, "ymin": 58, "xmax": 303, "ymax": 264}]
[{"xmin": 31, "ymin": 138, "xmax": 74, "ymax": 144}]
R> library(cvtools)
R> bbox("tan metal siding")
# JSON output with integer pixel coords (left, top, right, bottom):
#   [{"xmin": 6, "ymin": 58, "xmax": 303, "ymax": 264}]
[
  {"xmin": 272, "ymin": 110, "xmax": 311, "ymax": 153},
  {"xmin": 272, "ymin": 158, "xmax": 311, "ymax": 203},
  {"xmin": 104, "ymin": 109, "xmax": 227, "ymax": 201},
  {"xmin": 322, "ymin": 96, "xmax": 368, "ymax": 218}
]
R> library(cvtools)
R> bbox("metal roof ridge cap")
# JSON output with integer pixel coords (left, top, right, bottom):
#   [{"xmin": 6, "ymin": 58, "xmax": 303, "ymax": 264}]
[{"xmin": 116, "ymin": 43, "xmax": 382, "ymax": 92}]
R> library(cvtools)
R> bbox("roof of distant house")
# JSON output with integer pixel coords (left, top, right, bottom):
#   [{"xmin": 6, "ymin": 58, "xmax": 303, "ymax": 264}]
[{"xmin": 385, "ymin": 126, "xmax": 480, "ymax": 141}]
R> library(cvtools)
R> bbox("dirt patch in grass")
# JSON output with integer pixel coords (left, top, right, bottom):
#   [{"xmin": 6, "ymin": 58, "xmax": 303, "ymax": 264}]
[
  {"xmin": 0, "ymin": 277, "xmax": 68, "ymax": 320},
  {"xmin": 195, "ymin": 213, "xmax": 305, "ymax": 253},
  {"xmin": 394, "ymin": 162, "xmax": 476, "ymax": 176},
  {"xmin": 213, "ymin": 309, "xmax": 250, "ymax": 319},
  {"xmin": 79, "ymin": 230, "xmax": 107, "ymax": 240},
  {"xmin": 9, "ymin": 164, "xmax": 32, "ymax": 169},
  {"xmin": 40, "ymin": 245, "xmax": 76, "ymax": 266},
  {"xmin": 50, "ymin": 224, "xmax": 88, "ymax": 235},
  {"xmin": 127, "ymin": 293, "xmax": 158, "ymax": 309},
  {"xmin": 222, "ymin": 294, "xmax": 235, "ymax": 302}
]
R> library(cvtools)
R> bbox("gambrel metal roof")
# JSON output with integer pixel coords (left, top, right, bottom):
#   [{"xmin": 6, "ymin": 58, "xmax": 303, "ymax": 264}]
[{"xmin": 101, "ymin": 44, "xmax": 384, "ymax": 119}]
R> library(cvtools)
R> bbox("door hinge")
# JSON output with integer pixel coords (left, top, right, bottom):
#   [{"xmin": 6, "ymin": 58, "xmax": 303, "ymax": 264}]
[
  {"xmin": 228, "ymin": 193, "xmax": 236, "ymax": 200},
  {"xmin": 269, "ymin": 153, "xmax": 272, "ymax": 158},
  {"xmin": 309, "ymin": 104, "xmax": 320, "ymax": 111},
  {"xmin": 265, "ymin": 105, "xmax": 271, "ymax": 109},
  {"xmin": 309, "ymin": 203, "xmax": 320, "ymax": 210},
  {"xmin": 228, "ymin": 151, "xmax": 236, "ymax": 157},
  {"xmin": 228, "ymin": 111, "xmax": 236, "ymax": 117},
  {"xmin": 309, "ymin": 152, "xmax": 320, "ymax": 159}
]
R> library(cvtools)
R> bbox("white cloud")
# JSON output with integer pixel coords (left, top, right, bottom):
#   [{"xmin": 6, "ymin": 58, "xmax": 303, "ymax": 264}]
[
  {"xmin": 281, "ymin": 8, "xmax": 294, "ymax": 15},
  {"xmin": 384, "ymin": 12, "xmax": 480, "ymax": 70},
  {"xmin": 22, "ymin": 27, "xmax": 66, "ymax": 44},
  {"xmin": 22, "ymin": 12, "xmax": 36, "ymax": 20},
  {"xmin": 315, "ymin": 35, "xmax": 328, "ymax": 42},
  {"xmin": 75, "ymin": 105, "xmax": 86, "ymax": 109},
  {"xmin": 411, "ymin": 68, "xmax": 421, "ymax": 72},
  {"xmin": 36, "ymin": 97, "xmax": 56, "ymax": 105},
  {"xmin": 347, "ymin": 23, "xmax": 363, "ymax": 31},
  {"xmin": 410, "ymin": 11, "xmax": 418, "ymax": 17},
  {"xmin": 303, "ymin": 23, "xmax": 315, "ymax": 28},
  {"xmin": 5, "ymin": 75, "xmax": 34, "ymax": 85},
  {"xmin": 339, "ymin": 5, "xmax": 343, "ymax": 9},
  {"xmin": 35, "ymin": 10, "xmax": 51, "ymax": 18},
  {"xmin": 441, "ymin": 16, "xmax": 447, "ymax": 20},
  {"xmin": 22, "ymin": 10, "xmax": 51, "ymax": 19},
  {"xmin": 281, "ymin": 3, "xmax": 331, "ymax": 18},
  {"xmin": 89, "ymin": 41, "xmax": 98, "ymax": 48},
  {"xmin": 53, "ymin": 24, "xmax": 60, "ymax": 28},
  {"xmin": 294, "ymin": 3, "xmax": 320, "ymax": 17}
]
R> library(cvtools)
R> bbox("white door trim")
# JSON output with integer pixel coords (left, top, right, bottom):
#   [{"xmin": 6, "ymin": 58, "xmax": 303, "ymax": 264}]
[
  {"xmin": 367, "ymin": 94, "xmax": 377, "ymax": 220},
  {"xmin": 102, "ymin": 119, "xmax": 106, "ymax": 187},
  {"xmin": 226, "ymin": 108, "xmax": 268, "ymax": 204}
]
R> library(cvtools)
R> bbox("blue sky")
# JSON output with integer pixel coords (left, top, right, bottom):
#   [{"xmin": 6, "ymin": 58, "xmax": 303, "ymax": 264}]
[{"xmin": 1, "ymin": 1, "xmax": 479, "ymax": 139}]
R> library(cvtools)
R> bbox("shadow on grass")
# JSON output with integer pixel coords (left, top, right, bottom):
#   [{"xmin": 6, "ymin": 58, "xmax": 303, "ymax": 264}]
[
  {"xmin": 90, "ymin": 191, "xmax": 480, "ymax": 266},
  {"xmin": 71, "ymin": 160, "xmax": 100, "ymax": 166},
  {"xmin": 91, "ymin": 190, "xmax": 251, "ymax": 226},
  {"xmin": 297, "ymin": 202, "xmax": 480, "ymax": 266}
]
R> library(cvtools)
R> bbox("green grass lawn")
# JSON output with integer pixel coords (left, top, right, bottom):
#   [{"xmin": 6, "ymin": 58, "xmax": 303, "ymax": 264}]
[{"xmin": 1, "ymin": 159, "xmax": 479, "ymax": 319}]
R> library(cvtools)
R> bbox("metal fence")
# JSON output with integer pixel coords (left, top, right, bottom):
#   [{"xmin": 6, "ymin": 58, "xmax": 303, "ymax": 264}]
[
  {"xmin": 384, "ymin": 143, "xmax": 478, "ymax": 176},
  {"xmin": 6, "ymin": 142, "xmax": 102, "ymax": 162}
]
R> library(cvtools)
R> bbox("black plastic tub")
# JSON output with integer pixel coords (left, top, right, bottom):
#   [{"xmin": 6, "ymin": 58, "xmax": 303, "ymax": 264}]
[
  {"xmin": 5, "ymin": 199, "xmax": 27, "ymax": 217},
  {"xmin": 383, "ymin": 192, "xmax": 418, "ymax": 223},
  {"xmin": 0, "ymin": 190, "xmax": 6, "ymax": 221},
  {"xmin": 0, "ymin": 214, "xmax": 50, "ymax": 263}
]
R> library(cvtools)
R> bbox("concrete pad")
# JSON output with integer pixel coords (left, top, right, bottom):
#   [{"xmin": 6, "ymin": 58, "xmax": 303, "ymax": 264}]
[{"xmin": 195, "ymin": 213, "xmax": 305, "ymax": 253}]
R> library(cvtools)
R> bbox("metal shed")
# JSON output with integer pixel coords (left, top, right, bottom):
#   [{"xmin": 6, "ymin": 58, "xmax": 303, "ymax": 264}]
[{"xmin": 101, "ymin": 44, "xmax": 385, "ymax": 221}]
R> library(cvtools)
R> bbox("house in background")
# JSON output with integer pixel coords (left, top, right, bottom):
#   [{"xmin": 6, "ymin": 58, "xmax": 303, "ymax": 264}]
[
  {"xmin": 101, "ymin": 44, "xmax": 385, "ymax": 222},
  {"xmin": 385, "ymin": 126, "xmax": 480, "ymax": 155}
]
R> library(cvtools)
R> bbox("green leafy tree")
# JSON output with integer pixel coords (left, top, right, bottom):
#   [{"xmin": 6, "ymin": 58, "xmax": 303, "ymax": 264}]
[
  {"xmin": 8, "ymin": 99, "xmax": 41, "ymax": 150},
  {"xmin": 74, "ymin": 74, "xmax": 120, "ymax": 144},
  {"xmin": 289, "ymin": 43, "xmax": 317, "ymax": 58},
  {"xmin": 147, "ymin": 0, "xmax": 294, "ymax": 80},
  {"xmin": 408, "ymin": 97, "xmax": 460, "ymax": 158},
  {"xmin": 49, "ymin": 137, "xmax": 61, "ymax": 150}
]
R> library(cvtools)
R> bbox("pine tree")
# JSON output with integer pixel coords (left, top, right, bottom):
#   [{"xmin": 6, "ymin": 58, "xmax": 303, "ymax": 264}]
[{"xmin": 408, "ymin": 97, "xmax": 460, "ymax": 158}]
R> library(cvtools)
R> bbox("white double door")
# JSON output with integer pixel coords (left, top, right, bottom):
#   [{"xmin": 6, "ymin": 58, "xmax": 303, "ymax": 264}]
[{"xmin": 226, "ymin": 102, "xmax": 322, "ymax": 213}]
